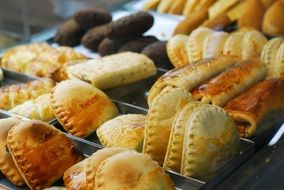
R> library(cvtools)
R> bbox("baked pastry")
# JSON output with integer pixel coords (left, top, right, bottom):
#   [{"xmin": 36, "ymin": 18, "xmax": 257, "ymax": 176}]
[
  {"xmin": 55, "ymin": 19, "xmax": 85, "ymax": 46},
  {"xmin": 224, "ymin": 78, "xmax": 284, "ymax": 137},
  {"xmin": 148, "ymin": 56, "xmax": 239, "ymax": 105},
  {"xmin": 202, "ymin": 31, "xmax": 229, "ymax": 59},
  {"xmin": 143, "ymin": 0, "xmax": 161, "ymax": 10},
  {"xmin": 186, "ymin": 27, "xmax": 213, "ymax": 63},
  {"xmin": 242, "ymin": 30, "xmax": 267, "ymax": 59},
  {"xmin": 74, "ymin": 8, "xmax": 112, "ymax": 30},
  {"xmin": 260, "ymin": 0, "xmax": 275, "ymax": 9},
  {"xmin": 98, "ymin": 38, "xmax": 126, "ymax": 56},
  {"xmin": 143, "ymin": 86, "xmax": 194, "ymax": 164},
  {"xmin": 7, "ymin": 120, "xmax": 84, "ymax": 190},
  {"xmin": 167, "ymin": 34, "xmax": 189, "ymax": 68},
  {"xmin": 208, "ymin": 0, "xmax": 239, "ymax": 19},
  {"xmin": 261, "ymin": 38, "xmax": 284, "ymax": 78},
  {"xmin": 118, "ymin": 36, "xmax": 158, "ymax": 53},
  {"xmin": 201, "ymin": 12, "xmax": 231, "ymax": 30},
  {"xmin": 97, "ymin": 114, "xmax": 146, "ymax": 151},
  {"xmin": 274, "ymin": 42, "xmax": 284, "ymax": 77},
  {"xmin": 223, "ymin": 32, "xmax": 245, "ymax": 58},
  {"xmin": 81, "ymin": 24, "xmax": 108, "ymax": 51},
  {"xmin": 51, "ymin": 79, "xmax": 118, "ymax": 137},
  {"xmin": 183, "ymin": 0, "xmax": 216, "ymax": 17},
  {"xmin": 168, "ymin": 0, "xmax": 187, "ymax": 15},
  {"xmin": 10, "ymin": 93, "xmax": 54, "ymax": 122},
  {"xmin": 0, "ymin": 117, "xmax": 24, "ymax": 186},
  {"xmin": 43, "ymin": 187, "xmax": 67, "ymax": 190},
  {"xmin": 192, "ymin": 59, "xmax": 267, "ymax": 106},
  {"xmin": 0, "ymin": 78, "xmax": 54, "ymax": 110},
  {"xmin": 262, "ymin": 1, "xmax": 284, "ymax": 36},
  {"xmin": 105, "ymin": 12, "xmax": 154, "ymax": 39},
  {"xmin": 67, "ymin": 52, "xmax": 157, "ymax": 89},
  {"xmin": 157, "ymin": 0, "xmax": 174, "ymax": 13},
  {"xmin": 226, "ymin": 0, "xmax": 248, "ymax": 21},
  {"xmin": 237, "ymin": 0, "xmax": 265, "ymax": 30}
]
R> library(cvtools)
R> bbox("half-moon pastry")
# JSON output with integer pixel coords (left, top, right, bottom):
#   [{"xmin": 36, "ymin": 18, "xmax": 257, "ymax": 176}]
[
  {"xmin": 226, "ymin": 0, "xmax": 247, "ymax": 21},
  {"xmin": 7, "ymin": 120, "xmax": 84, "ymax": 190},
  {"xmin": 224, "ymin": 78, "xmax": 284, "ymax": 137},
  {"xmin": 147, "ymin": 56, "xmax": 239, "ymax": 105},
  {"xmin": 223, "ymin": 32, "xmax": 245, "ymax": 58},
  {"xmin": 143, "ymin": 86, "xmax": 194, "ymax": 165},
  {"xmin": 201, "ymin": 12, "xmax": 231, "ymax": 30},
  {"xmin": 51, "ymin": 80, "xmax": 118, "ymax": 137},
  {"xmin": 0, "ymin": 117, "xmax": 24, "ymax": 186},
  {"xmin": 168, "ymin": 0, "xmax": 187, "ymax": 14},
  {"xmin": 181, "ymin": 105, "xmax": 240, "ymax": 180},
  {"xmin": 94, "ymin": 150, "xmax": 175, "ymax": 189},
  {"xmin": 157, "ymin": 0, "xmax": 174, "ymax": 13},
  {"xmin": 242, "ymin": 30, "xmax": 267, "ymax": 59},
  {"xmin": 182, "ymin": 0, "xmax": 199, "ymax": 17},
  {"xmin": 67, "ymin": 52, "xmax": 157, "ymax": 89},
  {"xmin": 274, "ymin": 43, "xmax": 284, "ymax": 77},
  {"xmin": 192, "ymin": 59, "xmax": 267, "ymax": 106},
  {"xmin": 167, "ymin": 35, "xmax": 189, "ymax": 68},
  {"xmin": 208, "ymin": 0, "xmax": 239, "ymax": 19},
  {"xmin": 143, "ymin": 0, "xmax": 161, "ymax": 10},
  {"xmin": 97, "ymin": 114, "xmax": 146, "ymax": 151}
]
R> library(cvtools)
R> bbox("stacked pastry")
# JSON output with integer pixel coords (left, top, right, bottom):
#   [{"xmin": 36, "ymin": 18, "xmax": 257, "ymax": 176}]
[{"xmin": 167, "ymin": 27, "xmax": 268, "ymax": 67}]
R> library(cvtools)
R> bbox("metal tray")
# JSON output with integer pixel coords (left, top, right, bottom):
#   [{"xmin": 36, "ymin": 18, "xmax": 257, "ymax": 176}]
[{"xmin": 1, "ymin": 68, "xmax": 37, "ymax": 86}]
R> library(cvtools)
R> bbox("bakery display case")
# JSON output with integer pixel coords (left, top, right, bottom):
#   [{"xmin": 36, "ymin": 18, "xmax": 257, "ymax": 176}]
[{"xmin": 0, "ymin": 0, "xmax": 284, "ymax": 189}]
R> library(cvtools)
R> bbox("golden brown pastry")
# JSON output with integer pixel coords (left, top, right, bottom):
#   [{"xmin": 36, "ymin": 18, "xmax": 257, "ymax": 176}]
[
  {"xmin": 182, "ymin": 0, "xmax": 199, "ymax": 17},
  {"xmin": 260, "ymin": 0, "xmax": 275, "ymax": 9},
  {"xmin": 208, "ymin": 0, "xmax": 239, "ymax": 19},
  {"xmin": 192, "ymin": 59, "xmax": 267, "ymax": 106},
  {"xmin": 143, "ymin": 0, "xmax": 161, "ymax": 10},
  {"xmin": 274, "ymin": 42, "xmax": 284, "ymax": 77},
  {"xmin": 201, "ymin": 12, "xmax": 232, "ymax": 30},
  {"xmin": 262, "ymin": 1, "xmax": 284, "ymax": 36},
  {"xmin": 168, "ymin": 0, "xmax": 187, "ymax": 14},
  {"xmin": 7, "ymin": 120, "xmax": 84, "ymax": 190},
  {"xmin": 242, "ymin": 30, "xmax": 267, "ymax": 59},
  {"xmin": 224, "ymin": 78, "xmax": 284, "ymax": 137},
  {"xmin": 0, "ymin": 117, "xmax": 24, "ymax": 186},
  {"xmin": 223, "ymin": 32, "xmax": 245, "ymax": 58},
  {"xmin": 226, "ymin": 0, "xmax": 248, "ymax": 21},
  {"xmin": 51, "ymin": 80, "xmax": 118, "ymax": 138},
  {"xmin": 0, "ymin": 78, "xmax": 54, "ymax": 110},
  {"xmin": 157, "ymin": 0, "xmax": 175, "ymax": 13},
  {"xmin": 97, "ymin": 114, "xmax": 146, "ymax": 151}
]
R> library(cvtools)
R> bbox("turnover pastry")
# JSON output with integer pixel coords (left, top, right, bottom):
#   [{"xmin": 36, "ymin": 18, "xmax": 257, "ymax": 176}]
[
  {"xmin": 192, "ymin": 59, "xmax": 267, "ymax": 106},
  {"xmin": 224, "ymin": 78, "xmax": 284, "ymax": 137},
  {"xmin": 7, "ymin": 120, "xmax": 84, "ymax": 190},
  {"xmin": 223, "ymin": 32, "xmax": 245, "ymax": 58},
  {"xmin": 274, "ymin": 42, "xmax": 284, "ymax": 77},
  {"xmin": 242, "ymin": 30, "xmax": 267, "ymax": 59},
  {"xmin": 168, "ymin": 0, "xmax": 187, "ymax": 14},
  {"xmin": 208, "ymin": 0, "xmax": 239, "ymax": 19},
  {"xmin": 0, "ymin": 117, "xmax": 24, "ymax": 186},
  {"xmin": 97, "ymin": 114, "xmax": 146, "ymax": 151},
  {"xmin": 143, "ymin": 0, "xmax": 161, "ymax": 10},
  {"xmin": 67, "ymin": 52, "xmax": 157, "ymax": 89},
  {"xmin": 51, "ymin": 79, "xmax": 118, "ymax": 137},
  {"xmin": 157, "ymin": 0, "xmax": 174, "ymax": 13}
]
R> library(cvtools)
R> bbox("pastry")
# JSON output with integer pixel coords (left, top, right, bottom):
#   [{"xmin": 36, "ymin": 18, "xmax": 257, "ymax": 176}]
[
  {"xmin": 182, "ymin": 0, "xmax": 199, "ymax": 17},
  {"xmin": 81, "ymin": 24, "xmax": 108, "ymax": 51},
  {"xmin": 260, "ymin": 0, "xmax": 275, "ymax": 9},
  {"xmin": 54, "ymin": 19, "xmax": 85, "ymax": 46},
  {"xmin": 51, "ymin": 80, "xmax": 118, "ymax": 137},
  {"xmin": 208, "ymin": 0, "xmax": 239, "ymax": 19},
  {"xmin": 193, "ymin": 0, "xmax": 217, "ymax": 13},
  {"xmin": 97, "ymin": 114, "xmax": 146, "ymax": 151},
  {"xmin": 168, "ymin": 0, "xmax": 187, "ymax": 15},
  {"xmin": 0, "ymin": 78, "xmax": 54, "ymax": 110},
  {"xmin": 167, "ymin": 34, "xmax": 189, "ymax": 68},
  {"xmin": 274, "ymin": 42, "xmax": 284, "ymax": 77},
  {"xmin": 260, "ymin": 38, "xmax": 284, "ymax": 78},
  {"xmin": 201, "ymin": 12, "xmax": 231, "ymax": 30},
  {"xmin": 237, "ymin": 0, "xmax": 265, "ymax": 30},
  {"xmin": 192, "ymin": 59, "xmax": 267, "ymax": 106},
  {"xmin": 43, "ymin": 187, "xmax": 67, "ymax": 190},
  {"xmin": 67, "ymin": 52, "xmax": 157, "ymax": 90},
  {"xmin": 157, "ymin": 0, "xmax": 175, "ymax": 13},
  {"xmin": 143, "ymin": 0, "xmax": 161, "ymax": 10},
  {"xmin": 186, "ymin": 27, "xmax": 213, "ymax": 63},
  {"xmin": 147, "ymin": 56, "xmax": 239, "ymax": 105},
  {"xmin": 223, "ymin": 31, "xmax": 245, "ymax": 58},
  {"xmin": 0, "ymin": 117, "xmax": 24, "ymax": 186},
  {"xmin": 7, "ymin": 120, "xmax": 84, "ymax": 190},
  {"xmin": 242, "ymin": 30, "xmax": 267, "ymax": 59},
  {"xmin": 10, "ymin": 93, "xmax": 54, "ymax": 122},
  {"xmin": 98, "ymin": 38, "xmax": 126, "ymax": 56},
  {"xmin": 74, "ymin": 8, "xmax": 112, "ymax": 30},
  {"xmin": 226, "ymin": 0, "xmax": 247, "ymax": 21},
  {"xmin": 118, "ymin": 36, "xmax": 158, "ymax": 53},
  {"xmin": 224, "ymin": 78, "xmax": 284, "ymax": 137},
  {"xmin": 143, "ymin": 86, "xmax": 194, "ymax": 164},
  {"xmin": 202, "ymin": 31, "xmax": 229, "ymax": 59},
  {"xmin": 262, "ymin": 1, "xmax": 284, "ymax": 36},
  {"xmin": 105, "ymin": 12, "xmax": 154, "ymax": 39}
]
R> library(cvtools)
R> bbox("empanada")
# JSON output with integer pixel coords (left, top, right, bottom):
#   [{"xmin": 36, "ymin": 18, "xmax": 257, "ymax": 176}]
[
  {"xmin": 67, "ymin": 52, "xmax": 156, "ymax": 90},
  {"xmin": 7, "ymin": 120, "xmax": 84, "ymax": 190},
  {"xmin": 274, "ymin": 43, "xmax": 284, "ymax": 77},
  {"xmin": 167, "ymin": 35, "xmax": 189, "ymax": 68},
  {"xmin": 168, "ymin": 0, "xmax": 187, "ymax": 14},
  {"xmin": 0, "ymin": 117, "xmax": 24, "ymax": 186},
  {"xmin": 147, "ymin": 56, "xmax": 239, "ymax": 105},
  {"xmin": 97, "ymin": 114, "xmax": 146, "ymax": 151},
  {"xmin": 242, "ymin": 30, "xmax": 267, "ymax": 59},
  {"xmin": 224, "ymin": 78, "xmax": 284, "ymax": 137},
  {"xmin": 157, "ymin": 0, "xmax": 175, "ymax": 13},
  {"xmin": 208, "ymin": 0, "xmax": 239, "ymax": 19},
  {"xmin": 51, "ymin": 80, "xmax": 118, "ymax": 137},
  {"xmin": 223, "ymin": 32, "xmax": 245, "ymax": 58},
  {"xmin": 192, "ymin": 59, "xmax": 267, "ymax": 106},
  {"xmin": 143, "ymin": 0, "xmax": 161, "ymax": 10},
  {"xmin": 143, "ymin": 86, "xmax": 194, "ymax": 165}
]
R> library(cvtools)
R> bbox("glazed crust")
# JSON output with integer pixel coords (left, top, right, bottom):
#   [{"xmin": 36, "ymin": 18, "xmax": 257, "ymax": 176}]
[{"xmin": 224, "ymin": 78, "xmax": 284, "ymax": 137}]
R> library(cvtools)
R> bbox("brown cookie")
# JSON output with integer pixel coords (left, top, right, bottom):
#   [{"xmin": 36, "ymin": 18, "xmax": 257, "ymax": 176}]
[
  {"xmin": 55, "ymin": 19, "xmax": 85, "ymax": 46},
  {"xmin": 98, "ymin": 38, "xmax": 126, "ymax": 56},
  {"xmin": 118, "ymin": 36, "xmax": 158, "ymax": 53},
  {"xmin": 105, "ymin": 12, "xmax": 154, "ymax": 39},
  {"xmin": 82, "ymin": 24, "xmax": 108, "ymax": 51},
  {"xmin": 141, "ymin": 41, "xmax": 172, "ymax": 69},
  {"xmin": 74, "ymin": 8, "xmax": 112, "ymax": 30}
]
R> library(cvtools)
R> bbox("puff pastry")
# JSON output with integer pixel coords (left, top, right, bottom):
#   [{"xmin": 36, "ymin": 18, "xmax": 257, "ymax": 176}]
[
  {"xmin": 224, "ymin": 78, "xmax": 284, "ymax": 137},
  {"xmin": 10, "ymin": 93, "xmax": 54, "ymax": 122},
  {"xmin": 0, "ymin": 78, "xmax": 54, "ymax": 110},
  {"xmin": 67, "ymin": 52, "xmax": 156, "ymax": 89},
  {"xmin": 0, "ymin": 117, "xmax": 24, "ymax": 186},
  {"xmin": 143, "ymin": 86, "xmax": 194, "ymax": 165},
  {"xmin": 51, "ymin": 79, "xmax": 118, "ymax": 137},
  {"xmin": 167, "ymin": 35, "xmax": 189, "ymax": 68},
  {"xmin": 148, "ymin": 56, "xmax": 239, "ymax": 105},
  {"xmin": 97, "ymin": 114, "xmax": 146, "ymax": 151},
  {"xmin": 192, "ymin": 59, "xmax": 267, "ymax": 106},
  {"xmin": 7, "ymin": 120, "xmax": 84, "ymax": 190}
]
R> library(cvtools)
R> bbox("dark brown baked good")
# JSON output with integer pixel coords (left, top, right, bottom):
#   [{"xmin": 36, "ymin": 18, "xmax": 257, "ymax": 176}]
[
  {"xmin": 98, "ymin": 38, "xmax": 126, "ymax": 56},
  {"xmin": 105, "ymin": 12, "xmax": 154, "ymax": 39},
  {"xmin": 118, "ymin": 36, "xmax": 158, "ymax": 53},
  {"xmin": 74, "ymin": 8, "xmax": 112, "ymax": 30},
  {"xmin": 55, "ymin": 19, "xmax": 85, "ymax": 46},
  {"xmin": 81, "ymin": 24, "xmax": 108, "ymax": 51}
]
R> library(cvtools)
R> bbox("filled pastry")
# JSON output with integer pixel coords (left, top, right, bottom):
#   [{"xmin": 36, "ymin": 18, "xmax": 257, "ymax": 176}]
[{"xmin": 274, "ymin": 42, "xmax": 284, "ymax": 77}]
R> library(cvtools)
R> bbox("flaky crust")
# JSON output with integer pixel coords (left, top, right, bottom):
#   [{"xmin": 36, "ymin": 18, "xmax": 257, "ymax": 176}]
[{"xmin": 224, "ymin": 78, "xmax": 284, "ymax": 137}]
